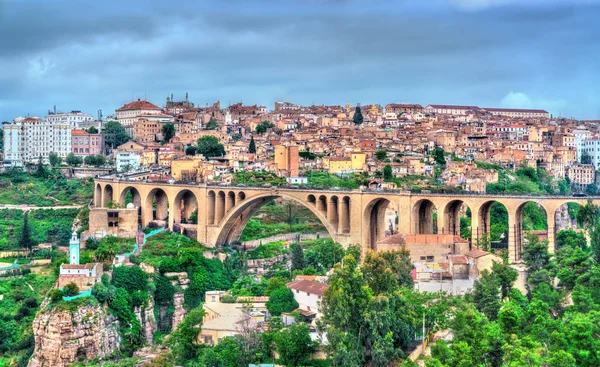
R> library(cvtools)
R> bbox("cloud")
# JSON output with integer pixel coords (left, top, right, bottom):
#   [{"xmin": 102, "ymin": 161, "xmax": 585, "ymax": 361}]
[
  {"xmin": 501, "ymin": 92, "xmax": 567, "ymax": 115},
  {"xmin": 449, "ymin": 0, "xmax": 600, "ymax": 10}
]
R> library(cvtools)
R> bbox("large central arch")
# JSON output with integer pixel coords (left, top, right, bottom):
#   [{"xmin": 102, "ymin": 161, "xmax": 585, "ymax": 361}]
[
  {"xmin": 214, "ymin": 192, "xmax": 338, "ymax": 246},
  {"xmin": 412, "ymin": 199, "xmax": 437, "ymax": 234},
  {"xmin": 364, "ymin": 198, "xmax": 392, "ymax": 251}
]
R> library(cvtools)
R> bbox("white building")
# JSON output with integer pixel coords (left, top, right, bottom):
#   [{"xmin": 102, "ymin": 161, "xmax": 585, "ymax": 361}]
[
  {"xmin": 578, "ymin": 138, "xmax": 600, "ymax": 169},
  {"xmin": 46, "ymin": 110, "xmax": 93, "ymax": 126},
  {"xmin": 484, "ymin": 107, "xmax": 549, "ymax": 119},
  {"xmin": 115, "ymin": 99, "xmax": 168, "ymax": 136},
  {"xmin": 58, "ymin": 232, "xmax": 103, "ymax": 290},
  {"xmin": 424, "ymin": 104, "xmax": 481, "ymax": 116},
  {"xmin": 3, "ymin": 114, "xmax": 77, "ymax": 167},
  {"xmin": 286, "ymin": 278, "xmax": 329, "ymax": 319},
  {"xmin": 116, "ymin": 151, "xmax": 141, "ymax": 171}
]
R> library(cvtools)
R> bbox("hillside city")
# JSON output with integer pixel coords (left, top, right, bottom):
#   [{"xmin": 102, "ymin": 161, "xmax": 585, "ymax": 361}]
[{"xmin": 0, "ymin": 95, "xmax": 599, "ymax": 367}]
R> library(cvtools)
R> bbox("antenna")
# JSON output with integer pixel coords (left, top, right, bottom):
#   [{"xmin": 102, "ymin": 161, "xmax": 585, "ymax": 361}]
[
  {"xmin": 54, "ymin": 105, "xmax": 56, "ymax": 114},
  {"xmin": 97, "ymin": 109, "xmax": 103, "ymax": 121},
  {"xmin": 171, "ymin": 93, "xmax": 174, "ymax": 101}
]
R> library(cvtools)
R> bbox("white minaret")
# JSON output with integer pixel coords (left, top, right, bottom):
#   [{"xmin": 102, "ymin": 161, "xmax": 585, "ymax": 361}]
[{"xmin": 69, "ymin": 231, "xmax": 80, "ymax": 265}]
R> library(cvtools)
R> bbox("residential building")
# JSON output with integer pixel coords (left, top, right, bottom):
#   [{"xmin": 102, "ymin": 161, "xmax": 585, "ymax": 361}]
[
  {"xmin": 72, "ymin": 129, "xmax": 103, "ymax": 156},
  {"xmin": 116, "ymin": 151, "xmax": 141, "ymax": 171},
  {"xmin": 286, "ymin": 279, "xmax": 329, "ymax": 319},
  {"xmin": 115, "ymin": 99, "xmax": 166, "ymax": 136},
  {"xmin": 578, "ymin": 138, "xmax": 600, "ymax": 169},
  {"xmin": 46, "ymin": 110, "xmax": 94, "ymax": 126},
  {"xmin": 567, "ymin": 164, "xmax": 595, "ymax": 187},
  {"xmin": 424, "ymin": 105, "xmax": 480, "ymax": 116}
]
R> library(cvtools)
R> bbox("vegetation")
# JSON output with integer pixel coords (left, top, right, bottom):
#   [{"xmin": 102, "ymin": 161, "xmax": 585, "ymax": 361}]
[
  {"xmin": 352, "ymin": 106, "xmax": 363, "ymax": 125},
  {"xmin": 205, "ymin": 118, "xmax": 219, "ymax": 130},
  {"xmin": 255, "ymin": 120, "xmax": 275, "ymax": 134},
  {"xmin": 248, "ymin": 136, "xmax": 256, "ymax": 153},
  {"xmin": 0, "ymin": 169, "xmax": 93, "ymax": 206},
  {"xmin": 0, "ymin": 209, "xmax": 80, "ymax": 250},
  {"xmin": 196, "ymin": 136, "xmax": 225, "ymax": 158},
  {"xmin": 266, "ymin": 286, "xmax": 298, "ymax": 316},
  {"xmin": 102, "ymin": 121, "xmax": 130, "ymax": 152},
  {"xmin": 161, "ymin": 122, "xmax": 175, "ymax": 143}
]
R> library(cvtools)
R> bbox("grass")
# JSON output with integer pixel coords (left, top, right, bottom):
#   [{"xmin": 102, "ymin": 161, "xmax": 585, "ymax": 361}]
[
  {"xmin": 247, "ymin": 240, "xmax": 287, "ymax": 259},
  {"xmin": 0, "ymin": 208, "xmax": 80, "ymax": 250},
  {"xmin": 135, "ymin": 231, "xmax": 210, "ymax": 266},
  {"xmin": 0, "ymin": 169, "xmax": 93, "ymax": 206}
]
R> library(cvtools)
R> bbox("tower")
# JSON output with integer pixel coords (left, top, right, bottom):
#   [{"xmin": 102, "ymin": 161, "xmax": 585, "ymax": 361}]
[{"xmin": 69, "ymin": 231, "xmax": 80, "ymax": 265}]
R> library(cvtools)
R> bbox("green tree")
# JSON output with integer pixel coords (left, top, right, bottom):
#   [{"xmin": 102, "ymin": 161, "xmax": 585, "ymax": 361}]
[
  {"xmin": 275, "ymin": 323, "xmax": 315, "ymax": 367},
  {"xmin": 205, "ymin": 118, "xmax": 219, "ymax": 130},
  {"xmin": 63, "ymin": 282, "xmax": 80, "ymax": 297},
  {"xmin": 84, "ymin": 154, "xmax": 106, "ymax": 167},
  {"xmin": 577, "ymin": 200, "xmax": 599, "ymax": 234},
  {"xmin": 266, "ymin": 286, "xmax": 298, "ymax": 316},
  {"xmin": 290, "ymin": 242, "xmax": 305, "ymax": 271},
  {"xmin": 375, "ymin": 150, "xmax": 387, "ymax": 161},
  {"xmin": 66, "ymin": 152, "xmax": 83, "ymax": 166},
  {"xmin": 472, "ymin": 270, "xmax": 502, "ymax": 321},
  {"xmin": 87, "ymin": 126, "xmax": 98, "ymax": 134},
  {"xmin": 35, "ymin": 155, "xmax": 46, "ymax": 177},
  {"xmin": 353, "ymin": 106, "xmax": 364, "ymax": 125},
  {"xmin": 491, "ymin": 261, "xmax": 518, "ymax": 299},
  {"xmin": 383, "ymin": 164, "xmax": 393, "ymax": 181},
  {"xmin": 362, "ymin": 250, "xmax": 413, "ymax": 294},
  {"xmin": 249, "ymin": 136, "xmax": 256, "ymax": 153},
  {"xmin": 556, "ymin": 228, "xmax": 587, "ymax": 250},
  {"xmin": 161, "ymin": 122, "xmax": 175, "ymax": 143},
  {"xmin": 19, "ymin": 212, "xmax": 34, "ymax": 251},
  {"xmin": 112, "ymin": 266, "xmax": 148, "ymax": 293},
  {"xmin": 255, "ymin": 121, "xmax": 275, "ymax": 134},
  {"xmin": 521, "ymin": 233, "xmax": 551, "ymax": 276},
  {"xmin": 185, "ymin": 145, "xmax": 197, "ymax": 156},
  {"xmin": 167, "ymin": 308, "xmax": 206, "ymax": 363},
  {"xmin": 48, "ymin": 152, "xmax": 62, "ymax": 167},
  {"xmin": 432, "ymin": 146, "xmax": 446, "ymax": 165},
  {"xmin": 305, "ymin": 239, "xmax": 345, "ymax": 270},
  {"xmin": 103, "ymin": 120, "xmax": 130, "ymax": 152},
  {"xmin": 197, "ymin": 136, "xmax": 225, "ymax": 158}
]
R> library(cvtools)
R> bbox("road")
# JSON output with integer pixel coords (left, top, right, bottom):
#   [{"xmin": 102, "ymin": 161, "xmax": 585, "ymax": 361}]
[{"xmin": 0, "ymin": 204, "xmax": 84, "ymax": 211}]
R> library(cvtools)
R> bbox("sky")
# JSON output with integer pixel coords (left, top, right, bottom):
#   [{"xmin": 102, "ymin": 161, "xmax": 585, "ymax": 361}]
[{"xmin": 0, "ymin": 0, "xmax": 599, "ymax": 122}]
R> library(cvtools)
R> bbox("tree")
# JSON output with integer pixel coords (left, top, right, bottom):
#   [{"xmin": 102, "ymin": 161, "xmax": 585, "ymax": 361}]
[
  {"xmin": 167, "ymin": 308, "xmax": 206, "ymax": 363},
  {"xmin": 205, "ymin": 118, "xmax": 219, "ymax": 130},
  {"xmin": 383, "ymin": 164, "xmax": 393, "ymax": 181},
  {"xmin": 112, "ymin": 266, "xmax": 148, "ymax": 293},
  {"xmin": 362, "ymin": 249, "xmax": 414, "ymax": 294},
  {"xmin": 162, "ymin": 122, "xmax": 175, "ymax": 143},
  {"xmin": 577, "ymin": 200, "xmax": 599, "ymax": 234},
  {"xmin": 66, "ymin": 152, "xmax": 83, "ymax": 166},
  {"xmin": 185, "ymin": 145, "xmax": 197, "ymax": 156},
  {"xmin": 85, "ymin": 154, "xmax": 106, "ymax": 167},
  {"xmin": 491, "ymin": 261, "xmax": 518, "ymax": 299},
  {"xmin": 290, "ymin": 243, "xmax": 305, "ymax": 271},
  {"xmin": 353, "ymin": 106, "xmax": 364, "ymax": 125},
  {"xmin": 103, "ymin": 120, "xmax": 130, "ymax": 152},
  {"xmin": 197, "ymin": 136, "xmax": 225, "ymax": 158},
  {"xmin": 432, "ymin": 146, "xmax": 446, "ymax": 165},
  {"xmin": 275, "ymin": 323, "xmax": 315, "ymax": 367},
  {"xmin": 305, "ymin": 239, "xmax": 345, "ymax": 270},
  {"xmin": 63, "ymin": 282, "xmax": 80, "ymax": 297},
  {"xmin": 266, "ymin": 286, "xmax": 299, "ymax": 316},
  {"xmin": 472, "ymin": 270, "xmax": 502, "ymax": 321},
  {"xmin": 87, "ymin": 126, "xmax": 98, "ymax": 134},
  {"xmin": 375, "ymin": 150, "xmax": 387, "ymax": 161},
  {"xmin": 255, "ymin": 121, "xmax": 275, "ymax": 134},
  {"xmin": 35, "ymin": 155, "xmax": 46, "ymax": 177},
  {"xmin": 248, "ymin": 136, "xmax": 256, "ymax": 153},
  {"xmin": 521, "ymin": 233, "xmax": 551, "ymax": 276},
  {"xmin": 19, "ymin": 212, "xmax": 34, "ymax": 251},
  {"xmin": 48, "ymin": 152, "xmax": 62, "ymax": 167}
]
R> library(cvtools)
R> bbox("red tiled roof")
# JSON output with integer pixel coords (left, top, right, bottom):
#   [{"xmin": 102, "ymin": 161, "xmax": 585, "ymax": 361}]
[
  {"xmin": 485, "ymin": 107, "xmax": 548, "ymax": 114},
  {"xmin": 61, "ymin": 263, "xmax": 97, "ymax": 270},
  {"xmin": 117, "ymin": 100, "xmax": 161, "ymax": 111},
  {"xmin": 464, "ymin": 249, "xmax": 491, "ymax": 258},
  {"xmin": 448, "ymin": 255, "xmax": 469, "ymax": 265},
  {"xmin": 286, "ymin": 279, "xmax": 330, "ymax": 297}
]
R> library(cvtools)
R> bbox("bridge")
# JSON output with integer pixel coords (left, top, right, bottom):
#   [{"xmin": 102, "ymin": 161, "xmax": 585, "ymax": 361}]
[{"xmin": 93, "ymin": 178, "xmax": 597, "ymax": 262}]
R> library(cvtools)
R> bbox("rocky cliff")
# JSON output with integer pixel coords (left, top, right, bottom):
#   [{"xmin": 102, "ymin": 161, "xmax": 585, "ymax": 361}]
[
  {"xmin": 135, "ymin": 295, "xmax": 157, "ymax": 344},
  {"xmin": 171, "ymin": 292, "xmax": 186, "ymax": 331},
  {"xmin": 28, "ymin": 302, "xmax": 121, "ymax": 367}
]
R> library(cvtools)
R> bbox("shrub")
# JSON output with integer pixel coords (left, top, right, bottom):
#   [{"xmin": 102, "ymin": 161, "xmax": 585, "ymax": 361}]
[{"xmin": 63, "ymin": 282, "xmax": 80, "ymax": 297}]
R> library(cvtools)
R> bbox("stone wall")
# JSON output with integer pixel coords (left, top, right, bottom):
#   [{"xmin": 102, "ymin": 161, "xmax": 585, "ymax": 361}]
[
  {"xmin": 28, "ymin": 302, "xmax": 121, "ymax": 367},
  {"xmin": 240, "ymin": 232, "xmax": 331, "ymax": 249}
]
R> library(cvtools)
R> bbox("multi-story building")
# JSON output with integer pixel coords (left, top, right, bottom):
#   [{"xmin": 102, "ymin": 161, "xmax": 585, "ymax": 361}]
[
  {"xmin": 133, "ymin": 118, "xmax": 165, "ymax": 142},
  {"xmin": 274, "ymin": 145, "xmax": 299, "ymax": 177},
  {"xmin": 115, "ymin": 99, "xmax": 166, "ymax": 136},
  {"xmin": 578, "ymin": 138, "xmax": 600, "ymax": 169},
  {"xmin": 46, "ymin": 110, "xmax": 93, "ymax": 126},
  {"xmin": 71, "ymin": 129, "xmax": 103, "ymax": 156},
  {"xmin": 3, "ymin": 115, "xmax": 75, "ymax": 166},
  {"xmin": 484, "ymin": 107, "xmax": 549, "ymax": 119},
  {"xmin": 567, "ymin": 164, "xmax": 595, "ymax": 187},
  {"xmin": 424, "ymin": 104, "xmax": 480, "ymax": 116}
]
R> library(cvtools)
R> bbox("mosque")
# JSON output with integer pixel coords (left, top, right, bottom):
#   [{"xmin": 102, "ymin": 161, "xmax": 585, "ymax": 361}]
[{"xmin": 58, "ymin": 232, "xmax": 103, "ymax": 290}]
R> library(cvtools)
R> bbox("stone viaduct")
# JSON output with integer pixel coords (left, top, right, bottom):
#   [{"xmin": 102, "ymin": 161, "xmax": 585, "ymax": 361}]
[{"xmin": 94, "ymin": 178, "xmax": 597, "ymax": 262}]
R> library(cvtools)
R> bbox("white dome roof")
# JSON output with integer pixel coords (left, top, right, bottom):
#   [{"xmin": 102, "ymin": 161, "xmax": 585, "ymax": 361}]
[{"xmin": 126, "ymin": 203, "xmax": 135, "ymax": 209}]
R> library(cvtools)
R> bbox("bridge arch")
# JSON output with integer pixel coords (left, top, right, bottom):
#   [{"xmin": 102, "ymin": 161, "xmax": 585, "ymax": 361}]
[
  {"xmin": 214, "ymin": 192, "xmax": 339, "ymax": 246},
  {"xmin": 118, "ymin": 186, "xmax": 142, "ymax": 207},
  {"xmin": 364, "ymin": 197, "xmax": 391, "ymax": 251},
  {"xmin": 173, "ymin": 189, "xmax": 198, "ymax": 236},
  {"xmin": 103, "ymin": 184, "xmax": 114, "ymax": 207},
  {"xmin": 95, "ymin": 184, "xmax": 102, "ymax": 207},
  {"xmin": 516, "ymin": 200, "xmax": 549, "ymax": 258},
  {"xmin": 144, "ymin": 188, "xmax": 169, "ymax": 228},
  {"xmin": 443, "ymin": 200, "xmax": 471, "ymax": 237},
  {"xmin": 412, "ymin": 199, "xmax": 437, "ymax": 234}
]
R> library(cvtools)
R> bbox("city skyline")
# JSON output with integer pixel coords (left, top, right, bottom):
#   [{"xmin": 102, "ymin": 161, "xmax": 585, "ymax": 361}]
[{"xmin": 1, "ymin": 0, "xmax": 600, "ymax": 121}]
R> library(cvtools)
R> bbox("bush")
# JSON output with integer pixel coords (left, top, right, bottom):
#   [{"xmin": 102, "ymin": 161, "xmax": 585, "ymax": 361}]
[
  {"xmin": 63, "ymin": 282, "xmax": 80, "ymax": 297},
  {"xmin": 112, "ymin": 266, "xmax": 148, "ymax": 293},
  {"xmin": 266, "ymin": 286, "xmax": 298, "ymax": 316},
  {"xmin": 50, "ymin": 289, "xmax": 64, "ymax": 303}
]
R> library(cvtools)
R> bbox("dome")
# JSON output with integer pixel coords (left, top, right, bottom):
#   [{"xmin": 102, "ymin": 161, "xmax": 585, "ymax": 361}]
[{"xmin": 126, "ymin": 203, "xmax": 135, "ymax": 209}]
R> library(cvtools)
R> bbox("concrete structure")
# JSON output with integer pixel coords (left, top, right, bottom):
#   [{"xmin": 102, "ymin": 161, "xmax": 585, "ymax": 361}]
[
  {"xmin": 274, "ymin": 145, "xmax": 299, "ymax": 177},
  {"xmin": 286, "ymin": 279, "xmax": 329, "ymax": 319},
  {"xmin": 484, "ymin": 107, "xmax": 549, "ymax": 119},
  {"xmin": 93, "ymin": 178, "xmax": 600, "ymax": 263}
]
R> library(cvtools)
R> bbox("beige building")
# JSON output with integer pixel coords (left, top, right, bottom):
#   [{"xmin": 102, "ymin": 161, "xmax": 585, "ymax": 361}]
[{"xmin": 274, "ymin": 145, "xmax": 300, "ymax": 177}]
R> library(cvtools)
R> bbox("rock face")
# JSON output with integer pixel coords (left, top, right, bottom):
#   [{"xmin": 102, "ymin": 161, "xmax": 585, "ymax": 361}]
[
  {"xmin": 171, "ymin": 292, "xmax": 186, "ymax": 331},
  {"xmin": 28, "ymin": 302, "xmax": 121, "ymax": 367},
  {"xmin": 135, "ymin": 295, "xmax": 157, "ymax": 344}
]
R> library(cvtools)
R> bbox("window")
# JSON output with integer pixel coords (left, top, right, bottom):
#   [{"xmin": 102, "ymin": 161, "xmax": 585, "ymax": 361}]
[{"xmin": 426, "ymin": 256, "xmax": 434, "ymax": 262}]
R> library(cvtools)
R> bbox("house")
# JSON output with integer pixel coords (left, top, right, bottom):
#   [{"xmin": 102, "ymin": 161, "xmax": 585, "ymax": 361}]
[
  {"xmin": 199, "ymin": 291, "xmax": 268, "ymax": 346},
  {"xmin": 286, "ymin": 279, "xmax": 330, "ymax": 319}
]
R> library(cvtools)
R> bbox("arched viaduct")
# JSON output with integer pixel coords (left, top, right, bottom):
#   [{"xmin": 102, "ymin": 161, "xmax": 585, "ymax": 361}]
[{"xmin": 94, "ymin": 178, "xmax": 596, "ymax": 263}]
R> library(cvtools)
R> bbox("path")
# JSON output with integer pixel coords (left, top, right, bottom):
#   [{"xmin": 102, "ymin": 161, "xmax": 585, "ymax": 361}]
[{"xmin": 0, "ymin": 204, "xmax": 84, "ymax": 211}]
